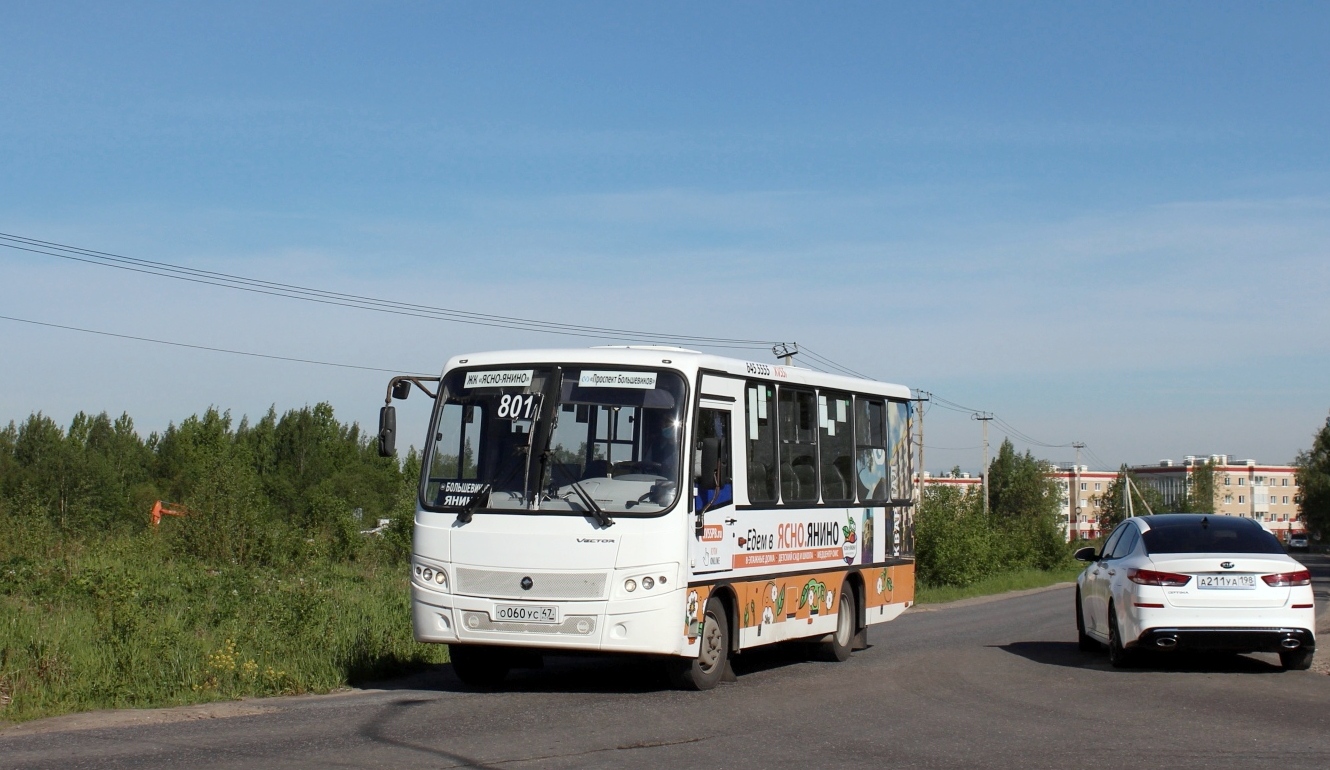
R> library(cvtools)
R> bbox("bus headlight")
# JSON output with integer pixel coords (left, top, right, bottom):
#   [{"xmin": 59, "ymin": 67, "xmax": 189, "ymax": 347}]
[
  {"xmin": 625, "ymin": 579, "xmax": 638, "ymax": 593},
  {"xmin": 413, "ymin": 560, "xmax": 448, "ymax": 592}
]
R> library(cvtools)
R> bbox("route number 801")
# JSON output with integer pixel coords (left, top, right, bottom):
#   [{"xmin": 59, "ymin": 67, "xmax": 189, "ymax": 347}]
[{"xmin": 497, "ymin": 393, "xmax": 538, "ymax": 419}]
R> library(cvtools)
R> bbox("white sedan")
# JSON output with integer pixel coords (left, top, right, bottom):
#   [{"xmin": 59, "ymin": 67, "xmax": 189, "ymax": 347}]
[{"xmin": 1075, "ymin": 514, "xmax": 1316, "ymax": 669}]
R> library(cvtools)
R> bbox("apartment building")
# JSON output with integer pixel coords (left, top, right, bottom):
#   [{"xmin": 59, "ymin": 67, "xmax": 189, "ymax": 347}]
[
  {"xmin": 1051, "ymin": 465, "xmax": 1118, "ymax": 541},
  {"xmin": 918, "ymin": 471, "xmax": 982, "ymax": 495},
  {"xmin": 922, "ymin": 467, "xmax": 1113, "ymax": 541},
  {"xmin": 1131, "ymin": 455, "xmax": 1304, "ymax": 542}
]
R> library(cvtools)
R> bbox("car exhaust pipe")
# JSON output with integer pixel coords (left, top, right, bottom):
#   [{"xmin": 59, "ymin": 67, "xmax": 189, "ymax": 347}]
[
  {"xmin": 1281, "ymin": 638, "xmax": 1302, "ymax": 650},
  {"xmin": 1155, "ymin": 637, "xmax": 1178, "ymax": 650}
]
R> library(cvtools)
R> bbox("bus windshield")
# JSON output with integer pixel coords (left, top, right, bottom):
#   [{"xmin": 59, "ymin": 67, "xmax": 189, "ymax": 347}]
[{"xmin": 423, "ymin": 366, "xmax": 686, "ymax": 516}]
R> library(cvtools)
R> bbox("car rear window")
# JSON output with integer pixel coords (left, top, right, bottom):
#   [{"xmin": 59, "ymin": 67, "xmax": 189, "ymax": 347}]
[{"xmin": 1141, "ymin": 517, "xmax": 1285, "ymax": 554}]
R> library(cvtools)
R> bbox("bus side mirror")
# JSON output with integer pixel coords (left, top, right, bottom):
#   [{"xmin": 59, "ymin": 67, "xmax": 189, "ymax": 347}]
[
  {"xmin": 697, "ymin": 438, "xmax": 719, "ymax": 485},
  {"xmin": 378, "ymin": 406, "xmax": 397, "ymax": 457},
  {"xmin": 392, "ymin": 380, "xmax": 412, "ymax": 400}
]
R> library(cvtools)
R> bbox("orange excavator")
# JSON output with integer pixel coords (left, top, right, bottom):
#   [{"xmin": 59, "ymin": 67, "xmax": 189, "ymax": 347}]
[{"xmin": 150, "ymin": 500, "xmax": 189, "ymax": 527}]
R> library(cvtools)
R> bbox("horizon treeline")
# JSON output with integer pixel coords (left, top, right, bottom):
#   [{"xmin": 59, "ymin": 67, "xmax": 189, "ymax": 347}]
[{"xmin": 0, "ymin": 403, "xmax": 418, "ymax": 560}]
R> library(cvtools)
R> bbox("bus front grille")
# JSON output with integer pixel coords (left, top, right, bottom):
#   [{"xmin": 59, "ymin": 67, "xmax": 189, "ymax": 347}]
[{"xmin": 454, "ymin": 568, "xmax": 608, "ymax": 600}]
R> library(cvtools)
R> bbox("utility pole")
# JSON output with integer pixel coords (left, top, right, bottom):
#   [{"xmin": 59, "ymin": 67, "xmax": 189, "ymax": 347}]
[
  {"xmin": 1123, "ymin": 464, "xmax": 1133, "ymax": 519},
  {"xmin": 972, "ymin": 412, "xmax": 993, "ymax": 516},
  {"xmin": 1071, "ymin": 442, "xmax": 1085, "ymax": 543},
  {"xmin": 914, "ymin": 391, "xmax": 930, "ymax": 500},
  {"xmin": 772, "ymin": 342, "xmax": 798, "ymax": 367}
]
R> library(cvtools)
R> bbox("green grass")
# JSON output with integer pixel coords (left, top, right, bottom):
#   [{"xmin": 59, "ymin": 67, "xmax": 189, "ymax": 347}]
[
  {"xmin": 915, "ymin": 563, "xmax": 1085, "ymax": 605},
  {"xmin": 0, "ymin": 529, "xmax": 448, "ymax": 725}
]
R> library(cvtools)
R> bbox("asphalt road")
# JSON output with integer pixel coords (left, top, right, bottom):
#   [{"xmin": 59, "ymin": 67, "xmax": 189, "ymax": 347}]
[{"xmin": 4, "ymin": 569, "xmax": 1329, "ymax": 770}]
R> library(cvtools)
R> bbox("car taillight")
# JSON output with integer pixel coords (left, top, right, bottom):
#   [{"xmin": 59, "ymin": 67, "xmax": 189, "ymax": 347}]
[
  {"xmin": 1261, "ymin": 570, "xmax": 1311, "ymax": 587},
  {"xmin": 1128, "ymin": 568, "xmax": 1191, "ymax": 587}
]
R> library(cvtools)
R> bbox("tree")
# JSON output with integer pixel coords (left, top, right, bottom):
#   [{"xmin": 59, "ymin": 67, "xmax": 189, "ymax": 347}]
[
  {"xmin": 1179, "ymin": 459, "xmax": 1218, "ymax": 513},
  {"xmin": 985, "ymin": 439, "xmax": 1067, "ymax": 570},
  {"xmin": 987, "ymin": 439, "xmax": 1062, "ymax": 521},
  {"xmin": 1296, "ymin": 413, "xmax": 1330, "ymax": 539}
]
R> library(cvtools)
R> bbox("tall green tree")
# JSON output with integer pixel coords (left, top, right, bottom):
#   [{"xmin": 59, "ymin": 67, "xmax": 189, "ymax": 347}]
[
  {"xmin": 984, "ymin": 439, "xmax": 1067, "ymax": 570},
  {"xmin": 1296, "ymin": 413, "xmax": 1330, "ymax": 538},
  {"xmin": 987, "ymin": 439, "xmax": 1062, "ymax": 520}
]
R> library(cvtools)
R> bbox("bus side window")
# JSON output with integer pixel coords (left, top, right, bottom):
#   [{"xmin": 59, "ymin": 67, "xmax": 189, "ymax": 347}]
[
  {"xmin": 745, "ymin": 384, "xmax": 777, "ymax": 503},
  {"xmin": 695, "ymin": 408, "xmax": 733, "ymax": 512},
  {"xmin": 887, "ymin": 400, "xmax": 913, "ymax": 501},
  {"xmin": 819, "ymin": 391, "xmax": 854, "ymax": 504},
  {"xmin": 856, "ymin": 398, "xmax": 888, "ymax": 502},
  {"xmin": 779, "ymin": 387, "xmax": 818, "ymax": 503}
]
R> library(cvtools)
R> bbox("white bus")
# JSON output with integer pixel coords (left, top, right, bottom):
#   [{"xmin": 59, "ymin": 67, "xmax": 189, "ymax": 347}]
[{"xmin": 378, "ymin": 346, "xmax": 917, "ymax": 689}]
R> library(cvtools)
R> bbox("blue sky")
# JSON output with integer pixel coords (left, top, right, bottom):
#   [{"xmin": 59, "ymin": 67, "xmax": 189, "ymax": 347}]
[{"xmin": 2, "ymin": 1, "xmax": 1328, "ymax": 471}]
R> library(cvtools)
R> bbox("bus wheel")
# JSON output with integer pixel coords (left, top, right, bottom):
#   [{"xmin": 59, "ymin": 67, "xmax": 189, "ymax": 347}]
[
  {"xmin": 820, "ymin": 584, "xmax": 856, "ymax": 662},
  {"xmin": 449, "ymin": 645, "xmax": 511, "ymax": 688},
  {"xmin": 671, "ymin": 598, "xmax": 731, "ymax": 690}
]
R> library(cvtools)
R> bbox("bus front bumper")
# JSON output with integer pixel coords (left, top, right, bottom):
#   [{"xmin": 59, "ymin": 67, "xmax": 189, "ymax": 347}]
[{"xmin": 411, "ymin": 584, "xmax": 686, "ymax": 656}]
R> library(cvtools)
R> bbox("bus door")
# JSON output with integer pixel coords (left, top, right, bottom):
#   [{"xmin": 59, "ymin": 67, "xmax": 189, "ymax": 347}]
[{"xmin": 689, "ymin": 375, "xmax": 744, "ymax": 576}]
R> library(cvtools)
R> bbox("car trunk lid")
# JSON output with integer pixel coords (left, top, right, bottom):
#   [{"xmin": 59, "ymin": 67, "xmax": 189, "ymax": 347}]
[{"xmin": 1148, "ymin": 554, "xmax": 1293, "ymax": 609}]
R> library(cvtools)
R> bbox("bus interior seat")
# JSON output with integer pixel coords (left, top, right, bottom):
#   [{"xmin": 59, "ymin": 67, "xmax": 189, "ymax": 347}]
[
  {"xmin": 748, "ymin": 461, "xmax": 773, "ymax": 502},
  {"xmin": 822, "ymin": 462, "xmax": 848, "ymax": 502},
  {"xmin": 780, "ymin": 462, "xmax": 797, "ymax": 501},
  {"xmin": 792, "ymin": 458, "xmax": 816, "ymax": 502},
  {"xmin": 583, "ymin": 459, "xmax": 610, "ymax": 479}
]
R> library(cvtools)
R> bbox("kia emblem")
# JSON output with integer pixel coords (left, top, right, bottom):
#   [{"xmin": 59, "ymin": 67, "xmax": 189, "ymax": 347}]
[
  {"xmin": 1220, "ymin": 561, "xmax": 1235, "ymax": 569},
  {"xmin": 520, "ymin": 576, "xmax": 534, "ymax": 590}
]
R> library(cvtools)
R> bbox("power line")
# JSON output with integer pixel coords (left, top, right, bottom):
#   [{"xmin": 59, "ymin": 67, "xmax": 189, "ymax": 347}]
[
  {"xmin": 0, "ymin": 231, "xmax": 775, "ymax": 351},
  {"xmin": 798, "ymin": 345, "xmax": 872, "ymax": 379},
  {"xmin": 0, "ymin": 314, "xmax": 433, "ymax": 375},
  {"xmin": 0, "ymin": 230, "xmax": 886, "ymax": 379}
]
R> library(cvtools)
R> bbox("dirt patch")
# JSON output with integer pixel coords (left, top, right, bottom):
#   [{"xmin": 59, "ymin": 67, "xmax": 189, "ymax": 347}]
[{"xmin": 0, "ymin": 699, "xmax": 278, "ymax": 737}]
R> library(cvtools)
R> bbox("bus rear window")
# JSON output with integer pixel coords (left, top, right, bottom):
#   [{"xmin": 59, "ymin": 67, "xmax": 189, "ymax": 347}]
[{"xmin": 1141, "ymin": 517, "xmax": 1285, "ymax": 554}]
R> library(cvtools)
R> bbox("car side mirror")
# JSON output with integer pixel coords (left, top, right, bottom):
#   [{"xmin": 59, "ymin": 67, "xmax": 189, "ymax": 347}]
[
  {"xmin": 1073, "ymin": 546, "xmax": 1099, "ymax": 563},
  {"xmin": 378, "ymin": 405, "xmax": 396, "ymax": 457}
]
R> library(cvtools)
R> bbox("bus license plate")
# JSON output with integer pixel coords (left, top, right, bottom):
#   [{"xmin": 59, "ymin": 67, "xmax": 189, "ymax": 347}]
[
  {"xmin": 1196, "ymin": 574, "xmax": 1255, "ymax": 589},
  {"xmin": 495, "ymin": 604, "xmax": 560, "ymax": 623}
]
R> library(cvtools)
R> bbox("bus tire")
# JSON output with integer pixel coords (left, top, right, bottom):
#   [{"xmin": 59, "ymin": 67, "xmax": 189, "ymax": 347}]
[
  {"xmin": 449, "ymin": 645, "xmax": 511, "ymax": 688},
  {"xmin": 820, "ymin": 583, "xmax": 856, "ymax": 662},
  {"xmin": 671, "ymin": 597, "xmax": 730, "ymax": 690}
]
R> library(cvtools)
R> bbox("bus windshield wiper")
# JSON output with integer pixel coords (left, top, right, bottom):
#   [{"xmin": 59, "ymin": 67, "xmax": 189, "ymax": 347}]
[
  {"xmin": 568, "ymin": 480, "xmax": 615, "ymax": 529},
  {"xmin": 456, "ymin": 484, "xmax": 492, "ymax": 524}
]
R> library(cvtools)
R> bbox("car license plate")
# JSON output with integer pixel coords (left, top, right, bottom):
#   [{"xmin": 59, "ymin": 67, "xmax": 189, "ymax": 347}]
[
  {"xmin": 494, "ymin": 604, "xmax": 559, "ymax": 623},
  {"xmin": 1196, "ymin": 574, "xmax": 1255, "ymax": 590}
]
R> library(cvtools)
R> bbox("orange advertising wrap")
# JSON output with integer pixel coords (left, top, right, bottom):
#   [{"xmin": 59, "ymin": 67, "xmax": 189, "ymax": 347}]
[{"xmin": 686, "ymin": 563, "xmax": 915, "ymax": 643}]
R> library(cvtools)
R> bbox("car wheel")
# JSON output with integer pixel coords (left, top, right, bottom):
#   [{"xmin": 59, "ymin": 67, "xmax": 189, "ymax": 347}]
[
  {"xmin": 1280, "ymin": 647, "xmax": 1314, "ymax": 671},
  {"xmin": 449, "ymin": 645, "xmax": 511, "ymax": 688},
  {"xmin": 1075, "ymin": 589, "xmax": 1096, "ymax": 652},
  {"xmin": 670, "ymin": 597, "xmax": 731, "ymax": 690},
  {"xmin": 1107, "ymin": 603, "xmax": 1136, "ymax": 669},
  {"xmin": 820, "ymin": 584, "xmax": 856, "ymax": 662}
]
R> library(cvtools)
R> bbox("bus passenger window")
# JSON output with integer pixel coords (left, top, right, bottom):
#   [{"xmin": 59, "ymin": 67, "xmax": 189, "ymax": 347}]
[
  {"xmin": 745, "ymin": 384, "xmax": 777, "ymax": 503},
  {"xmin": 855, "ymin": 398, "xmax": 888, "ymax": 502},
  {"xmin": 886, "ymin": 401, "xmax": 913, "ymax": 501},
  {"xmin": 779, "ymin": 388, "xmax": 818, "ymax": 503},
  {"xmin": 819, "ymin": 391, "xmax": 854, "ymax": 504},
  {"xmin": 694, "ymin": 409, "xmax": 732, "ymax": 512}
]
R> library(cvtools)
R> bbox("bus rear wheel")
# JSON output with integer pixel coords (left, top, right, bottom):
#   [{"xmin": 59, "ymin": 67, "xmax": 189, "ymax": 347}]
[
  {"xmin": 820, "ymin": 584, "xmax": 857, "ymax": 662},
  {"xmin": 670, "ymin": 598, "xmax": 730, "ymax": 690},
  {"xmin": 449, "ymin": 645, "xmax": 511, "ymax": 688}
]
